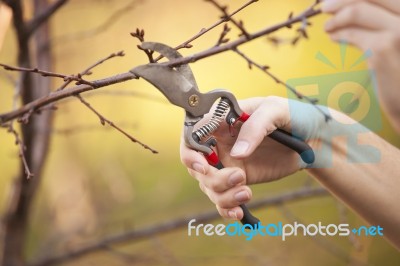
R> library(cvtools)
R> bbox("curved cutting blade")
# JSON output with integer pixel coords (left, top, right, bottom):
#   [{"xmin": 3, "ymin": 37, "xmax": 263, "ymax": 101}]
[{"xmin": 137, "ymin": 42, "xmax": 198, "ymax": 90}]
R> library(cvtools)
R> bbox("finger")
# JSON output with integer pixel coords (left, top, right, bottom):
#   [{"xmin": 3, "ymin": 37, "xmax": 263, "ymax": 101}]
[
  {"xmin": 216, "ymin": 205, "xmax": 244, "ymax": 220},
  {"xmin": 236, "ymin": 97, "xmax": 265, "ymax": 114},
  {"xmin": 192, "ymin": 167, "xmax": 246, "ymax": 193},
  {"xmin": 322, "ymin": 0, "xmax": 400, "ymax": 15},
  {"xmin": 180, "ymin": 137, "xmax": 210, "ymax": 175},
  {"xmin": 328, "ymin": 27, "xmax": 400, "ymax": 63},
  {"xmin": 328, "ymin": 27, "xmax": 378, "ymax": 52},
  {"xmin": 230, "ymin": 96, "xmax": 289, "ymax": 158},
  {"xmin": 324, "ymin": 1, "xmax": 399, "ymax": 32},
  {"xmin": 203, "ymin": 184, "xmax": 252, "ymax": 209}
]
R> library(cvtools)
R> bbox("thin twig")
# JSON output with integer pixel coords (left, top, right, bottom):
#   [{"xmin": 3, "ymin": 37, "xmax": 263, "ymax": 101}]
[
  {"xmin": 208, "ymin": 0, "xmax": 321, "ymax": 110},
  {"xmin": 29, "ymin": 187, "xmax": 328, "ymax": 266},
  {"xmin": 1, "ymin": 50, "xmax": 126, "ymax": 123},
  {"xmin": 0, "ymin": 63, "xmax": 95, "ymax": 86},
  {"xmin": 0, "ymin": 3, "xmax": 323, "ymax": 124},
  {"xmin": 205, "ymin": 0, "xmax": 252, "ymax": 39},
  {"xmin": 164, "ymin": 5, "xmax": 321, "ymax": 68},
  {"xmin": 4, "ymin": 68, "xmax": 33, "ymax": 179},
  {"xmin": 233, "ymin": 47, "xmax": 330, "ymax": 121},
  {"xmin": 215, "ymin": 24, "xmax": 231, "ymax": 47},
  {"xmin": 50, "ymin": 0, "xmax": 143, "ymax": 46},
  {"xmin": 154, "ymin": 0, "xmax": 259, "ymax": 61},
  {"xmin": 131, "ymin": 28, "xmax": 154, "ymax": 63},
  {"xmin": 57, "ymin": 50, "xmax": 125, "ymax": 91},
  {"xmin": 75, "ymin": 94, "xmax": 158, "ymax": 154},
  {"xmin": 268, "ymin": 17, "xmax": 312, "ymax": 46},
  {"xmin": 6, "ymin": 124, "xmax": 33, "ymax": 178},
  {"xmin": 0, "ymin": 72, "xmax": 136, "ymax": 124}
]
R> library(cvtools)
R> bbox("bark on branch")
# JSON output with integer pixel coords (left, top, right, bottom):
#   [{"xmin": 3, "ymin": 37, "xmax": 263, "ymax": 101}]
[
  {"xmin": 0, "ymin": 3, "xmax": 322, "ymax": 125},
  {"xmin": 26, "ymin": 0, "xmax": 69, "ymax": 37}
]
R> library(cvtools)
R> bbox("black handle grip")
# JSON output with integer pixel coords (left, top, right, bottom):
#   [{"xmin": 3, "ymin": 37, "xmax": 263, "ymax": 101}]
[
  {"xmin": 214, "ymin": 160, "xmax": 260, "ymax": 228},
  {"xmin": 269, "ymin": 129, "xmax": 315, "ymax": 164}
]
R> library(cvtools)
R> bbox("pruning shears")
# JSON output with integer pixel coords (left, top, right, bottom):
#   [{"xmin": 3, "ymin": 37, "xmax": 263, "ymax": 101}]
[{"xmin": 130, "ymin": 42, "xmax": 315, "ymax": 227}]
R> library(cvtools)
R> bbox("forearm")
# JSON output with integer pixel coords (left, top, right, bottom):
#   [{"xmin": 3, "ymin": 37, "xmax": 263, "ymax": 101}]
[{"xmin": 307, "ymin": 114, "xmax": 400, "ymax": 249}]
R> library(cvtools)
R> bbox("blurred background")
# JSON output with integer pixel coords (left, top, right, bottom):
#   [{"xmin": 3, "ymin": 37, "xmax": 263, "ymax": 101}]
[{"xmin": 0, "ymin": 0, "xmax": 399, "ymax": 265}]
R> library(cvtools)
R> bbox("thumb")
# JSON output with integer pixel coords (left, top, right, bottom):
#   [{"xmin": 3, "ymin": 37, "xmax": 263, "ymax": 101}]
[{"xmin": 230, "ymin": 97, "xmax": 289, "ymax": 158}]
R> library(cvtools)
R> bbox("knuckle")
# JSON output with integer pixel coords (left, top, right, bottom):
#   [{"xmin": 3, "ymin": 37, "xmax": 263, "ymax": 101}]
[
  {"xmin": 263, "ymin": 96, "xmax": 286, "ymax": 111},
  {"xmin": 264, "ymin": 95, "xmax": 282, "ymax": 105},
  {"xmin": 208, "ymin": 179, "xmax": 222, "ymax": 192},
  {"xmin": 214, "ymin": 196, "xmax": 231, "ymax": 209},
  {"xmin": 247, "ymin": 187, "xmax": 253, "ymax": 199},
  {"xmin": 343, "ymin": 5, "xmax": 360, "ymax": 22}
]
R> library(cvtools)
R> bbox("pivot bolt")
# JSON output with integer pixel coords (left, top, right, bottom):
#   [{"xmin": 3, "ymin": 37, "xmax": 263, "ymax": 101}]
[{"xmin": 188, "ymin": 94, "xmax": 200, "ymax": 107}]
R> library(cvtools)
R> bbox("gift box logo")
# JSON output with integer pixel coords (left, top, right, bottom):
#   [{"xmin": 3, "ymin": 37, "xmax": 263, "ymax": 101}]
[{"xmin": 286, "ymin": 44, "xmax": 381, "ymax": 166}]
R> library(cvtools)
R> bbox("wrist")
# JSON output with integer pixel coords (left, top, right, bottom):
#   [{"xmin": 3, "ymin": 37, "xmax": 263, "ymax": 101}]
[{"xmin": 306, "ymin": 108, "xmax": 380, "ymax": 168}]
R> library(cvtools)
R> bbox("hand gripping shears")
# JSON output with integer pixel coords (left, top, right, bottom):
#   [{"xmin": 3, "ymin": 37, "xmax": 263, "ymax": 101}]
[{"xmin": 130, "ymin": 42, "xmax": 315, "ymax": 228}]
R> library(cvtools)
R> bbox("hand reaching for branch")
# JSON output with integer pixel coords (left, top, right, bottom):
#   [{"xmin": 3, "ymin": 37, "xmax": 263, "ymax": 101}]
[{"xmin": 322, "ymin": 0, "xmax": 400, "ymax": 132}]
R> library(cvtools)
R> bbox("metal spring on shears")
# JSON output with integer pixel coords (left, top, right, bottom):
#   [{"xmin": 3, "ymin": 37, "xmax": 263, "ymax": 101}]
[{"xmin": 194, "ymin": 99, "xmax": 230, "ymax": 140}]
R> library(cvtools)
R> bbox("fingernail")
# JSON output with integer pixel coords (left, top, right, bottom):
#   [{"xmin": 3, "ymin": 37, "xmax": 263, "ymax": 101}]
[
  {"xmin": 228, "ymin": 171, "xmax": 244, "ymax": 187},
  {"xmin": 228, "ymin": 210, "xmax": 238, "ymax": 220},
  {"xmin": 231, "ymin": 141, "xmax": 249, "ymax": 156},
  {"xmin": 192, "ymin": 162, "xmax": 205, "ymax": 174},
  {"xmin": 321, "ymin": 0, "xmax": 337, "ymax": 13},
  {"xmin": 234, "ymin": 190, "xmax": 250, "ymax": 203}
]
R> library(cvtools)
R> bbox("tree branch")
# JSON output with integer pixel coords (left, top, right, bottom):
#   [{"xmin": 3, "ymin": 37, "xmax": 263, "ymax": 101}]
[
  {"xmin": 57, "ymin": 50, "xmax": 125, "ymax": 91},
  {"xmin": 131, "ymin": 28, "xmax": 155, "ymax": 63},
  {"xmin": 154, "ymin": 0, "xmax": 259, "ymax": 61},
  {"xmin": 215, "ymin": 24, "xmax": 231, "ymax": 47},
  {"xmin": 4, "ymin": 124, "xmax": 34, "ymax": 178},
  {"xmin": 50, "ymin": 0, "xmax": 143, "ymax": 47},
  {"xmin": 0, "ymin": 3, "xmax": 323, "ymax": 125},
  {"xmin": 205, "ymin": 0, "xmax": 252, "ymax": 39},
  {"xmin": 233, "ymin": 47, "xmax": 330, "ymax": 121},
  {"xmin": 30, "ymin": 187, "xmax": 328, "ymax": 266},
  {"xmin": 75, "ymin": 94, "xmax": 158, "ymax": 154},
  {"xmin": 26, "ymin": 0, "xmax": 68, "ymax": 37},
  {"xmin": 164, "ymin": 6, "xmax": 321, "ymax": 67},
  {"xmin": 1, "ymin": 0, "xmax": 57, "ymax": 264},
  {"xmin": 0, "ymin": 63, "xmax": 95, "ymax": 86},
  {"xmin": 9, "ymin": 50, "xmax": 127, "ymax": 125},
  {"xmin": 0, "ymin": 72, "xmax": 136, "ymax": 124}
]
